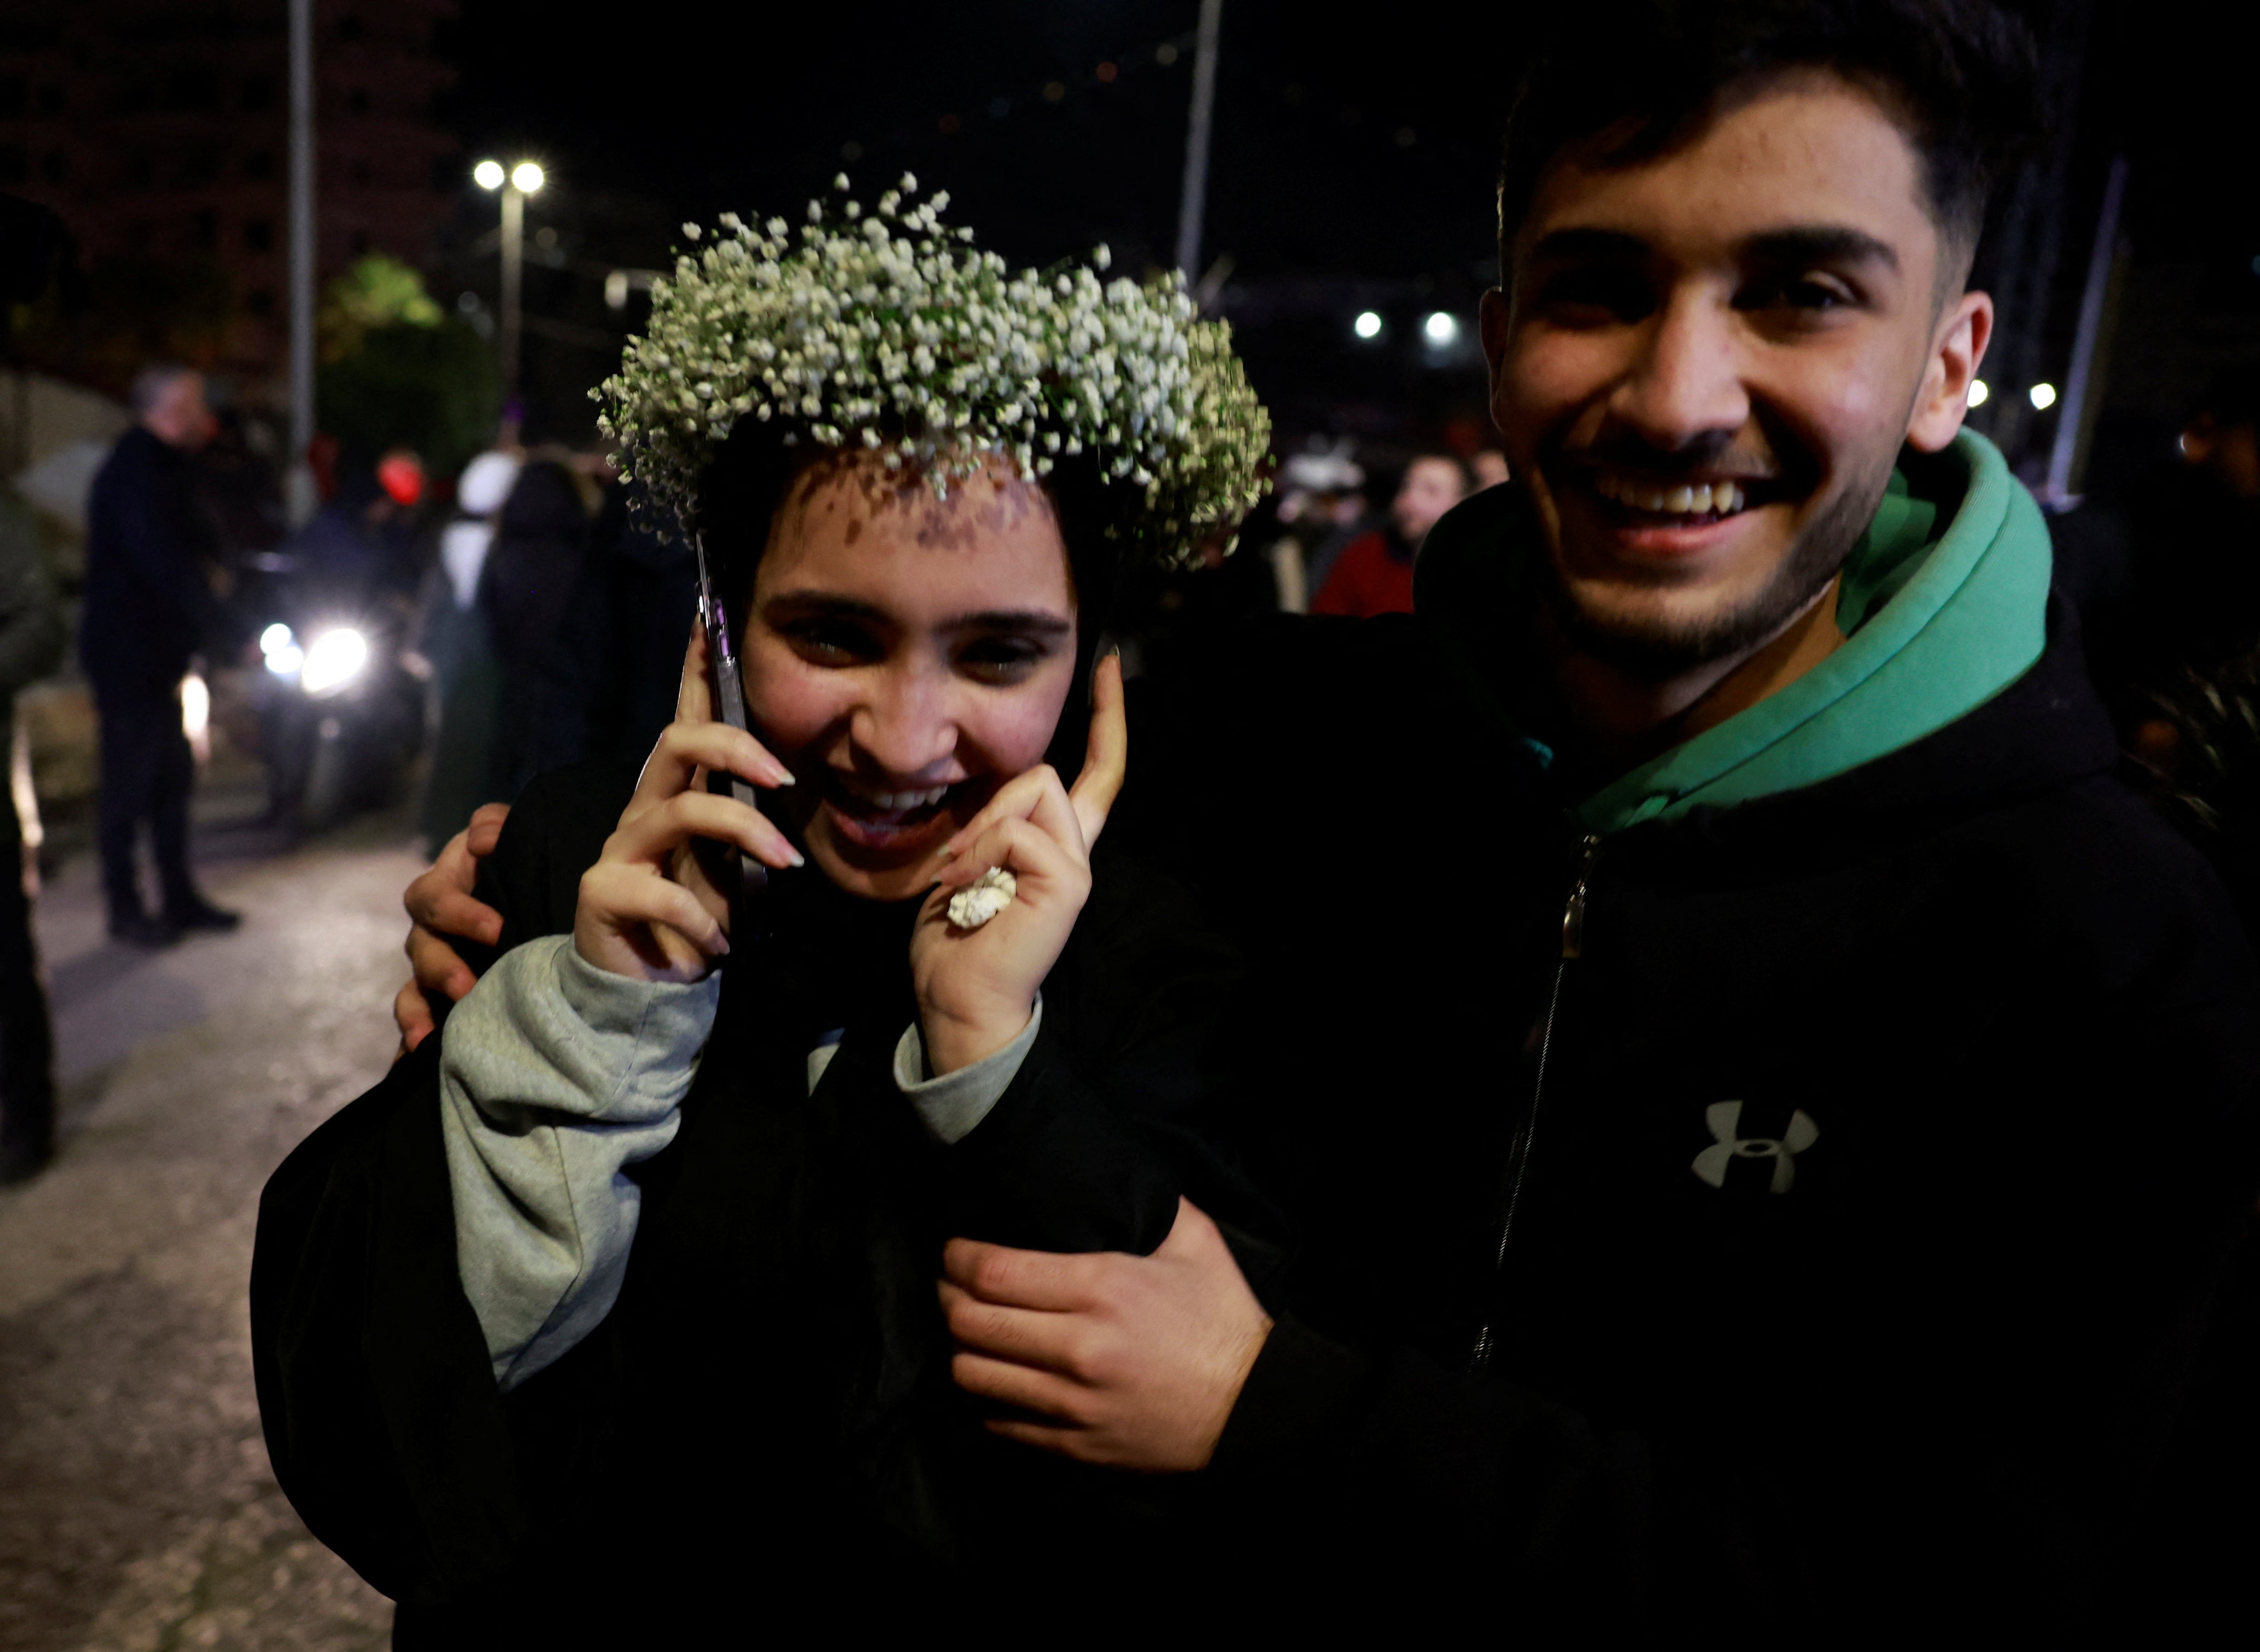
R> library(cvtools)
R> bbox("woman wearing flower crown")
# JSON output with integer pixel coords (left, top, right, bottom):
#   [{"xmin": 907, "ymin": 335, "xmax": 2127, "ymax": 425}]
[{"xmin": 251, "ymin": 179, "xmax": 1274, "ymax": 1636}]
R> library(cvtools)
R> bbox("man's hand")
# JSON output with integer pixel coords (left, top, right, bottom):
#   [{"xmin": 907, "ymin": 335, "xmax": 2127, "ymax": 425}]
[
  {"xmin": 394, "ymin": 802, "xmax": 510, "ymax": 1054},
  {"xmin": 938, "ymin": 1198, "xmax": 1272, "ymax": 1471}
]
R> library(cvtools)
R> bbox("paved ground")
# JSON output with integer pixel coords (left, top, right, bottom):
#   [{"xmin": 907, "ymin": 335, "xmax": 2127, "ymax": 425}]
[{"xmin": 0, "ymin": 796, "xmax": 417, "ymax": 1651}]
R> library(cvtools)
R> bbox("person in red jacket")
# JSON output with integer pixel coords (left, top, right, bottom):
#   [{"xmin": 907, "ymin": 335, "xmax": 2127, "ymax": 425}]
[{"xmin": 1309, "ymin": 452, "xmax": 1470, "ymax": 617}]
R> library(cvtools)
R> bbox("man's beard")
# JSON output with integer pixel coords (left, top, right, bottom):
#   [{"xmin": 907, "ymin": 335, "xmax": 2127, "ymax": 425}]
[{"xmin": 1536, "ymin": 461, "xmax": 1893, "ymax": 682}]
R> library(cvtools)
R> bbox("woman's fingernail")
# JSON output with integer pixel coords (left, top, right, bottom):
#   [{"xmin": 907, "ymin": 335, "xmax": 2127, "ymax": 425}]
[
  {"xmin": 780, "ymin": 842, "xmax": 807, "ymax": 867},
  {"xmin": 767, "ymin": 765, "xmax": 796, "ymax": 786}
]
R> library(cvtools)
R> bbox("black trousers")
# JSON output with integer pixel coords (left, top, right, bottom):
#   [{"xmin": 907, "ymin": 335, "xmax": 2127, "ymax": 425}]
[
  {"xmin": 0, "ymin": 812, "xmax": 54, "ymax": 1155},
  {"xmin": 95, "ymin": 681, "xmax": 196, "ymax": 922}
]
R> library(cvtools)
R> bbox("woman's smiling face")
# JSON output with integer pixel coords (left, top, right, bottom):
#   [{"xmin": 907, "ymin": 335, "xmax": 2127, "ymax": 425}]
[{"xmin": 740, "ymin": 452, "xmax": 1079, "ymax": 902}]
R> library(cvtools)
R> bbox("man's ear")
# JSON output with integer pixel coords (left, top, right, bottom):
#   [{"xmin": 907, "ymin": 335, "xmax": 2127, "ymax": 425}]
[
  {"xmin": 1906, "ymin": 290, "xmax": 1993, "ymax": 453},
  {"xmin": 1479, "ymin": 287, "xmax": 1513, "ymax": 428}
]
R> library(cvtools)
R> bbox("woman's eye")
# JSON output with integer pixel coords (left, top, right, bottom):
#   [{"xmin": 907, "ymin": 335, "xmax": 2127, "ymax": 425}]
[
  {"xmin": 784, "ymin": 622, "xmax": 880, "ymax": 665},
  {"xmin": 956, "ymin": 639, "xmax": 1045, "ymax": 683}
]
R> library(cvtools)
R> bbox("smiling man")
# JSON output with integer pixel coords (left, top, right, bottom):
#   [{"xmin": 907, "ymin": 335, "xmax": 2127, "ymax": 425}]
[{"xmin": 935, "ymin": 0, "xmax": 2260, "ymax": 1629}]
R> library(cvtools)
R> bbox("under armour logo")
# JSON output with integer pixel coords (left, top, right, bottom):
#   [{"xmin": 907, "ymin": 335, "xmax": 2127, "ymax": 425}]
[{"xmin": 1691, "ymin": 1101, "xmax": 1819, "ymax": 1194}]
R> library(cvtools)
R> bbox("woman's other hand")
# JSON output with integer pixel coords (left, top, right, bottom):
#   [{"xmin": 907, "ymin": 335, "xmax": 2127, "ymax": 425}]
[
  {"xmin": 911, "ymin": 652, "xmax": 1126, "ymax": 1074},
  {"xmin": 573, "ymin": 625, "xmax": 803, "ymax": 983},
  {"xmin": 395, "ymin": 802, "xmax": 511, "ymax": 1055}
]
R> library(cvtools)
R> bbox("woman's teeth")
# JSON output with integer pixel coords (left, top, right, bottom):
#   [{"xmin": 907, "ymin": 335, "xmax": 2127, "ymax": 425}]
[
  {"xmin": 1592, "ymin": 470, "xmax": 1748, "ymax": 517},
  {"xmin": 835, "ymin": 778, "xmax": 951, "ymax": 814}
]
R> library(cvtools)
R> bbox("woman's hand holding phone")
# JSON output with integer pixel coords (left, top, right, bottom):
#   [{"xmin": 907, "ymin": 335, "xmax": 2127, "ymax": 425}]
[
  {"xmin": 573, "ymin": 626, "xmax": 803, "ymax": 984},
  {"xmin": 912, "ymin": 652, "xmax": 1127, "ymax": 1074}
]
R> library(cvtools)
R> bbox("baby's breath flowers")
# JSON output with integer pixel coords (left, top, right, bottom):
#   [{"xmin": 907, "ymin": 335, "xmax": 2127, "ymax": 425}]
[{"xmin": 593, "ymin": 175, "xmax": 1269, "ymax": 568}]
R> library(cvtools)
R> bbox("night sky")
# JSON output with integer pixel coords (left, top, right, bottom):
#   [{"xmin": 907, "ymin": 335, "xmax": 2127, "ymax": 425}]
[{"xmin": 435, "ymin": 0, "xmax": 2257, "ymax": 463}]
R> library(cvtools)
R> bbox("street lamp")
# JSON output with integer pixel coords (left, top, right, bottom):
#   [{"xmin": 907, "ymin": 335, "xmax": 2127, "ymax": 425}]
[{"xmin": 476, "ymin": 157, "xmax": 546, "ymax": 404}]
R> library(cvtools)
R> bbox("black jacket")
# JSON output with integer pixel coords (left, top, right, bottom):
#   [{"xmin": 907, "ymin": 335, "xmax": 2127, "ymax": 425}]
[
  {"xmin": 1118, "ymin": 593, "xmax": 2260, "ymax": 1633},
  {"xmin": 251, "ymin": 759, "xmax": 1276, "ymax": 1638},
  {"xmin": 80, "ymin": 425, "xmax": 222, "ymax": 695}
]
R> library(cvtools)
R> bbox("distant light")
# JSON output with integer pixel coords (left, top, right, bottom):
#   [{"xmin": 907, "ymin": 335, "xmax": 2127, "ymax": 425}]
[
  {"xmin": 180, "ymin": 672, "xmax": 209, "ymax": 743},
  {"xmin": 259, "ymin": 622, "xmax": 295, "ymax": 657},
  {"xmin": 1042, "ymin": 81, "xmax": 1066, "ymax": 103},
  {"xmin": 1966, "ymin": 378, "xmax": 1989, "ymax": 408},
  {"xmin": 1353, "ymin": 310, "xmax": 1383, "ymax": 340},
  {"xmin": 473, "ymin": 159, "xmax": 505, "ymax": 191},
  {"xmin": 1423, "ymin": 311, "xmax": 1459, "ymax": 345},
  {"xmin": 263, "ymin": 643, "xmax": 303, "ymax": 678},
  {"xmin": 301, "ymin": 627, "xmax": 369, "ymax": 697},
  {"xmin": 2028, "ymin": 381, "xmax": 2057, "ymax": 410},
  {"xmin": 510, "ymin": 161, "xmax": 545, "ymax": 193},
  {"xmin": 604, "ymin": 270, "xmax": 629, "ymax": 310},
  {"xmin": 1156, "ymin": 42, "xmax": 1179, "ymax": 65},
  {"xmin": 1096, "ymin": 61, "xmax": 1118, "ymax": 83}
]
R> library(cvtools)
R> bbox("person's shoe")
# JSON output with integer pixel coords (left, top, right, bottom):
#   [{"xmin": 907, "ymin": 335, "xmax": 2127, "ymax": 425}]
[
  {"xmin": 0, "ymin": 1138, "xmax": 54, "ymax": 1187},
  {"xmin": 164, "ymin": 897, "xmax": 242, "ymax": 935},
  {"xmin": 109, "ymin": 911, "xmax": 181, "ymax": 948}
]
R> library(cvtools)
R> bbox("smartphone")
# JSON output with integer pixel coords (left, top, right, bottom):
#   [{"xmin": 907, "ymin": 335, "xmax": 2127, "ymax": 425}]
[{"xmin": 692, "ymin": 531, "xmax": 771, "ymax": 915}]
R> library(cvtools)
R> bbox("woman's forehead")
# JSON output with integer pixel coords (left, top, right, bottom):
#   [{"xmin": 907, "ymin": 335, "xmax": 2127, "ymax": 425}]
[{"xmin": 760, "ymin": 459, "xmax": 1075, "ymax": 614}]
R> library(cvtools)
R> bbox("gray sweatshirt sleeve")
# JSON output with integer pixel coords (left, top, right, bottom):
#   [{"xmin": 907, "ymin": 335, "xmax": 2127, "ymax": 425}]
[
  {"xmin": 439, "ymin": 935, "xmax": 720, "ymax": 1391},
  {"xmin": 890, "ymin": 997, "xmax": 1043, "ymax": 1143}
]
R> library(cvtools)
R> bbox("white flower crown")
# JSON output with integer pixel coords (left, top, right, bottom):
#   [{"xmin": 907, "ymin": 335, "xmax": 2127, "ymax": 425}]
[{"xmin": 592, "ymin": 175, "xmax": 1271, "ymax": 569}]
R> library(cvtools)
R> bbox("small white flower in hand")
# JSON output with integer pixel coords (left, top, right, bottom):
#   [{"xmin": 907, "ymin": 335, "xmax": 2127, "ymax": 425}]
[{"xmin": 946, "ymin": 866, "xmax": 1017, "ymax": 931}]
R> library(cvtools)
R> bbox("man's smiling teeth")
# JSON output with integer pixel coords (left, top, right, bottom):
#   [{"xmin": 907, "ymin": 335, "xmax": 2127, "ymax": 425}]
[
  {"xmin": 1592, "ymin": 470, "xmax": 1748, "ymax": 516},
  {"xmin": 835, "ymin": 776, "xmax": 951, "ymax": 812}
]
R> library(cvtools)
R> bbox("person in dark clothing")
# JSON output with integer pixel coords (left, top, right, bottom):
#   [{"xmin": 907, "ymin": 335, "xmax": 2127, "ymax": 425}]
[
  {"xmin": 1308, "ymin": 451, "xmax": 1470, "ymax": 617},
  {"xmin": 252, "ymin": 210, "xmax": 1275, "ymax": 1640},
  {"xmin": 538, "ymin": 480, "xmax": 699, "ymax": 776},
  {"xmin": 477, "ymin": 458, "xmax": 592, "ymax": 801},
  {"xmin": 0, "ymin": 486, "xmax": 65, "ymax": 1186},
  {"xmin": 922, "ymin": 1, "xmax": 2258, "ymax": 1633},
  {"xmin": 80, "ymin": 365, "xmax": 239, "ymax": 945}
]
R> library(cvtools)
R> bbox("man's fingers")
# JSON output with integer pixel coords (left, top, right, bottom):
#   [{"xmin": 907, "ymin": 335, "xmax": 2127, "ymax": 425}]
[
  {"xmin": 948, "ymin": 1351, "xmax": 1091, "ymax": 1425},
  {"xmin": 937, "ymin": 1279, "xmax": 1091, "ymax": 1375},
  {"xmin": 394, "ymin": 978, "xmax": 436, "ymax": 1052},
  {"xmin": 406, "ymin": 926, "xmax": 479, "ymax": 1001},
  {"xmin": 464, "ymin": 802, "xmax": 511, "ymax": 857},
  {"xmin": 1068, "ymin": 651, "xmax": 1127, "ymax": 847},
  {"xmin": 941, "ymin": 1235, "xmax": 1101, "ymax": 1311}
]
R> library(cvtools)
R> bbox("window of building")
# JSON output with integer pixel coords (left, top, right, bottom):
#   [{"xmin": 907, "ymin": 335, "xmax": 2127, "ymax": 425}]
[
  {"xmin": 120, "ymin": 79, "xmax": 155, "ymax": 114},
  {"xmin": 349, "ymin": 230, "xmax": 371, "ymax": 256},
  {"xmin": 38, "ymin": 83, "xmax": 63, "ymax": 115},
  {"xmin": 190, "ymin": 209, "xmax": 217, "ymax": 251},
  {"xmin": 244, "ymin": 218, "xmax": 273, "ymax": 252},
  {"xmin": 0, "ymin": 147, "xmax": 27, "ymax": 187},
  {"xmin": 247, "ymin": 289, "xmax": 275, "ymax": 317},
  {"xmin": 127, "ymin": 152, "xmax": 153, "ymax": 187},
  {"xmin": 244, "ymin": 149, "xmax": 274, "ymax": 181},
  {"xmin": 41, "ymin": 150, "xmax": 64, "ymax": 183},
  {"xmin": 164, "ymin": 68, "xmax": 220, "ymax": 112},
  {"xmin": 0, "ymin": 78, "xmax": 26, "ymax": 119},
  {"xmin": 241, "ymin": 76, "xmax": 274, "ymax": 112},
  {"xmin": 338, "ymin": 14, "xmax": 365, "ymax": 41},
  {"xmin": 346, "ymin": 86, "xmax": 370, "ymax": 115},
  {"xmin": 349, "ymin": 159, "xmax": 371, "ymax": 187}
]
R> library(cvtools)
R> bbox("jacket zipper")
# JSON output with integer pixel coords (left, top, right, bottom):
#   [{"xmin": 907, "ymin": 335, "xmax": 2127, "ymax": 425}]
[{"xmin": 1469, "ymin": 832, "xmax": 1599, "ymax": 1374}]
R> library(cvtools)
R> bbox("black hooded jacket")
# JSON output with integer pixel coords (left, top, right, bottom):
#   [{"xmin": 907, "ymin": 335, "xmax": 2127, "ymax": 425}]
[{"xmin": 1118, "ymin": 571, "xmax": 2260, "ymax": 1631}]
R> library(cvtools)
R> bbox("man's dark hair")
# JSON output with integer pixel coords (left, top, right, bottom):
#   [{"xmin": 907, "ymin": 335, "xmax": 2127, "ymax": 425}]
[{"xmin": 1496, "ymin": 0, "xmax": 2040, "ymax": 287}]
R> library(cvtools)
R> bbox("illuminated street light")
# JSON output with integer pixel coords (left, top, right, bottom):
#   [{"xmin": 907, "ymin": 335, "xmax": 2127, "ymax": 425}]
[
  {"xmin": 1967, "ymin": 378, "xmax": 1989, "ymax": 408},
  {"xmin": 1423, "ymin": 311, "xmax": 1459, "ymax": 345},
  {"xmin": 2028, "ymin": 381, "xmax": 2057, "ymax": 411},
  {"xmin": 1353, "ymin": 310, "xmax": 1383, "ymax": 340},
  {"xmin": 474, "ymin": 158, "xmax": 548, "ymax": 402}
]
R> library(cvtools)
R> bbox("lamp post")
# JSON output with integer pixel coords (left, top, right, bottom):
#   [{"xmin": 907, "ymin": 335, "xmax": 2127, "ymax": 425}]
[
  {"xmin": 285, "ymin": 0, "xmax": 316, "ymax": 525},
  {"xmin": 475, "ymin": 159, "xmax": 545, "ymax": 404}
]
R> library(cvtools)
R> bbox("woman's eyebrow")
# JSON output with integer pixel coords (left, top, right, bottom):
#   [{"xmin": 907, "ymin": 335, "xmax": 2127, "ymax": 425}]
[{"xmin": 762, "ymin": 591, "xmax": 1070, "ymax": 634}]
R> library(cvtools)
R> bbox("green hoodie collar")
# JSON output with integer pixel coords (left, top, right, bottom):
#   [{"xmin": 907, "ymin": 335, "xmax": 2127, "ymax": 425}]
[{"xmin": 1415, "ymin": 430, "xmax": 2052, "ymax": 834}]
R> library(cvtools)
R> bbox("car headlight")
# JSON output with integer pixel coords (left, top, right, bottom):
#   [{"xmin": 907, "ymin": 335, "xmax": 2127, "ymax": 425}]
[
  {"xmin": 300, "ymin": 627, "xmax": 369, "ymax": 696},
  {"xmin": 261, "ymin": 623, "xmax": 303, "ymax": 677}
]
